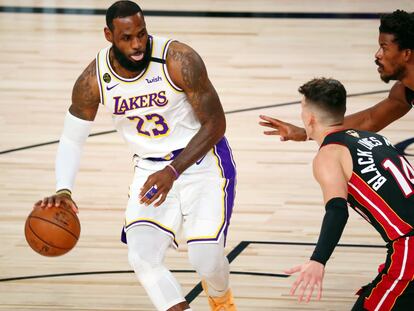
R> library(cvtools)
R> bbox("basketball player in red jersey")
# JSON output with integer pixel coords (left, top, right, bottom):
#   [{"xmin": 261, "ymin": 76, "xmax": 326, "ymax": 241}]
[
  {"xmin": 285, "ymin": 78, "xmax": 414, "ymax": 310},
  {"xmin": 259, "ymin": 10, "xmax": 414, "ymax": 141},
  {"xmin": 33, "ymin": 1, "xmax": 237, "ymax": 310}
]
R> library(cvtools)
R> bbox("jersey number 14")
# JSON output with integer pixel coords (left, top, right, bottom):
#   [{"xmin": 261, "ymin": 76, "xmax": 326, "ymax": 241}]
[{"xmin": 383, "ymin": 156, "xmax": 414, "ymax": 197}]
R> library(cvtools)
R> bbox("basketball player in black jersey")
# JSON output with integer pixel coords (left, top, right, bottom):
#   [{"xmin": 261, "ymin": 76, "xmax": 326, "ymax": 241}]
[
  {"xmin": 259, "ymin": 10, "xmax": 414, "ymax": 141},
  {"xmin": 285, "ymin": 78, "xmax": 414, "ymax": 310}
]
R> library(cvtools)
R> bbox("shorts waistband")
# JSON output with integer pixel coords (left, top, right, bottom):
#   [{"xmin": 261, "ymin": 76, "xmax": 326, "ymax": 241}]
[{"xmin": 143, "ymin": 149, "xmax": 184, "ymax": 162}]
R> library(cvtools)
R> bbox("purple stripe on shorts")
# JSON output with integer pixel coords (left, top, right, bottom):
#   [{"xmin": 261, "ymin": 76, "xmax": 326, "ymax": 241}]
[
  {"xmin": 213, "ymin": 136, "xmax": 236, "ymax": 179},
  {"xmin": 121, "ymin": 220, "xmax": 178, "ymax": 248}
]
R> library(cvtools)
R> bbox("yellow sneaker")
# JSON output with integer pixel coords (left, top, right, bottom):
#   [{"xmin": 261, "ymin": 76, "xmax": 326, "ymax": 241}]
[{"xmin": 201, "ymin": 280, "xmax": 237, "ymax": 311}]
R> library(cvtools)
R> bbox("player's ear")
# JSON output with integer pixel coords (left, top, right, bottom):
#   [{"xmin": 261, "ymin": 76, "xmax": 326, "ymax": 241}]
[
  {"xmin": 104, "ymin": 27, "xmax": 113, "ymax": 43},
  {"xmin": 307, "ymin": 113, "xmax": 316, "ymax": 129},
  {"xmin": 403, "ymin": 48, "xmax": 412, "ymax": 62}
]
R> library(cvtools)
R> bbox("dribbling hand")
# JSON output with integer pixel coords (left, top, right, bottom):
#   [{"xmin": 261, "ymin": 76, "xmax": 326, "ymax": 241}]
[
  {"xmin": 284, "ymin": 260, "xmax": 325, "ymax": 303},
  {"xmin": 259, "ymin": 115, "xmax": 308, "ymax": 141},
  {"xmin": 34, "ymin": 193, "xmax": 79, "ymax": 214}
]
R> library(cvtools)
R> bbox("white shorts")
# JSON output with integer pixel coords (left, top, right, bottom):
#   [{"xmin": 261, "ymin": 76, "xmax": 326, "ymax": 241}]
[{"xmin": 122, "ymin": 137, "xmax": 236, "ymax": 248}]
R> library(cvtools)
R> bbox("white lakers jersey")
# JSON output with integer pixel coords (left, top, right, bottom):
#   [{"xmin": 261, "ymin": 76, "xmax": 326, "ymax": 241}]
[{"xmin": 96, "ymin": 36, "xmax": 201, "ymax": 158}]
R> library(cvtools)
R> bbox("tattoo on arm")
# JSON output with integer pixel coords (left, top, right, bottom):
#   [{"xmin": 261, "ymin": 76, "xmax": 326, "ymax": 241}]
[
  {"xmin": 166, "ymin": 43, "xmax": 226, "ymax": 174},
  {"xmin": 70, "ymin": 60, "xmax": 100, "ymax": 121},
  {"xmin": 167, "ymin": 45, "xmax": 222, "ymax": 123}
]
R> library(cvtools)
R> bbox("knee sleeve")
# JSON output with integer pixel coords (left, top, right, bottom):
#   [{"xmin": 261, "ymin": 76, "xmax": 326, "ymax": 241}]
[
  {"xmin": 188, "ymin": 237, "xmax": 228, "ymax": 277},
  {"xmin": 188, "ymin": 237, "xmax": 230, "ymax": 295},
  {"xmin": 126, "ymin": 226, "xmax": 186, "ymax": 310},
  {"xmin": 127, "ymin": 226, "xmax": 170, "ymax": 273}
]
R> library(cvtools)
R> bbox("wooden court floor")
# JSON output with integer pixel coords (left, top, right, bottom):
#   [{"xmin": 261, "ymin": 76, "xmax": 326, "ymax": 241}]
[{"xmin": 1, "ymin": 1, "xmax": 414, "ymax": 310}]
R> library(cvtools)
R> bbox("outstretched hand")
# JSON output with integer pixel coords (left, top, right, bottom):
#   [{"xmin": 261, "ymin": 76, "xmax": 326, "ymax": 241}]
[
  {"xmin": 139, "ymin": 166, "xmax": 176, "ymax": 207},
  {"xmin": 259, "ymin": 115, "xmax": 308, "ymax": 141},
  {"xmin": 34, "ymin": 193, "xmax": 79, "ymax": 214},
  {"xmin": 284, "ymin": 260, "xmax": 325, "ymax": 303}
]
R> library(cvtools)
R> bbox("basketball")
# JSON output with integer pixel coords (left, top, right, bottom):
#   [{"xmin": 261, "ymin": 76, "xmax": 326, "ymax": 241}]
[{"xmin": 25, "ymin": 205, "xmax": 81, "ymax": 257}]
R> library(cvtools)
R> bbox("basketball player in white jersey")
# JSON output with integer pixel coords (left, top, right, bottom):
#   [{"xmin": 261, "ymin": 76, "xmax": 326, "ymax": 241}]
[{"xmin": 33, "ymin": 1, "xmax": 237, "ymax": 310}]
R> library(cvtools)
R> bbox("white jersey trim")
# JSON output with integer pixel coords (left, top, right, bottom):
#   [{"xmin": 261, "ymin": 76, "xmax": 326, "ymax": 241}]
[{"xmin": 162, "ymin": 40, "xmax": 184, "ymax": 92}]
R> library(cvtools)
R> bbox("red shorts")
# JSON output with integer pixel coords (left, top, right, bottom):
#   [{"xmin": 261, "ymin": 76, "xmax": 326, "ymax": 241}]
[{"xmin": 353, "ymin": 235, "xmax": 414, "ymax": 310}]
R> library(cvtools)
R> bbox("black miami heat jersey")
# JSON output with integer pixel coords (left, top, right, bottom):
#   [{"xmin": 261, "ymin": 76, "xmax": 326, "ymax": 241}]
[{"xmin": 321, "ymin": 130, "xmax": 414, "ymax": 242}]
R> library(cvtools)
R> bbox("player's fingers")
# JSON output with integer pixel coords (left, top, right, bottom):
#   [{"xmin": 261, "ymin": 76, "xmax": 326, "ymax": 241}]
[
  {"xmin": 46, "ymin": 197, "xmax": 55, "ymax": 208},
  {"xmin": 290, "ymin": 276, "xmax": 302, "ymax": 295},
  {"xmin": 68, "ymin": 200, "xmax": 79, "ymax": 214},
  {"xmin": 284, "ymin": 265, "xmax": 302, "ymax": 275},
  {"xmin": 139, "ymin": 178, "xmax": 154, "ymax": 202},
  {"xmin": 41, "ymin": 197, "xmax": 48, "ymax": 207},
  {"xmin": 55, "ymin": 196, "xmax": 63, "ymax": 207},
  {"xmin": 144, "ymin": 186, "xmax": 162, "ymax": 206},
  {"xmin": 306, "ymin": 282, "xmax": 316, "ymax": 303},
  {"xmin": 259, "ymin": 115, "xmax": 282, "ymax": 124},
  {"xmin": 263, "ymin": 130, "xmax": 280, "ymax": 135},
  {"xmin": 258, "ymin": 121, "xmax": 277, "ymax": 129},
  {"xmin": 298, "ymin": 281, "xmax": 310, "ymax": 302},
  {"xmin": 316, "ymin": 281, "xmax": 323, "ymax": 300},
  {"xmin": 154, "ymin": 191, "xmax": 168, "ymax": 207},
  {"xmin": 33, "ymin": 200, "xmax": 42, "ymax": 208}
]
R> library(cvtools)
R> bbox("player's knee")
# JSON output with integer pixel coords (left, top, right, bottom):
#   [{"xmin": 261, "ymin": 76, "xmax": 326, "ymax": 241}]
[
  {"xmin": 128, "ymin": 248, "xmax": 156, "ymax": 273},
  {"xmin": 188, "ymin": 245, "xmax": 226, "ymax": 278}
]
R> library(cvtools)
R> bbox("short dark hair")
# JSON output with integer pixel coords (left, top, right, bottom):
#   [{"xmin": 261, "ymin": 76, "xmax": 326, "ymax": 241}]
[
  {"xmin": 379, "ymin": 10, "xmax": 414, "ymax": 50},
  {"xmin": 298, "ymin": 78, "xmax": 346, "ymax": 119},
  {"xmin": 106, "ymin": 1, "xmax": 143, "ymax": 30}
]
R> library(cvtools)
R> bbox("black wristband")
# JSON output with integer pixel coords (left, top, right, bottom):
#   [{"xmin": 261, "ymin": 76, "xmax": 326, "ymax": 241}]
[{"xmin": 310, "ymin": 197, "xmax": 349, "ymax": 265}]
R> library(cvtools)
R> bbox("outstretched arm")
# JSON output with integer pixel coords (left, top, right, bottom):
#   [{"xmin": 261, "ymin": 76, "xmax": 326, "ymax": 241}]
[
  {"xmin": 342, "ymin": 82, "xmax": 411, "ymax": 132},
  {"xmin": 285, "ymin": 145, "xmax": 350, "ymax": 302},
  {"xmin": 259, "ymin": 81, "xmax": 411, "ymax": 141},
  {"xmin": 139, "ymin": 42, "xmax": 226, "ymax": 207}
]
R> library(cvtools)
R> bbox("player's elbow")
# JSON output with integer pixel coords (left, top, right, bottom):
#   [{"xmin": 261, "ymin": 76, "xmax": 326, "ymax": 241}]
[{"xmin": 214, "ymin": 114, "xmax": 226, "ymax": 139}]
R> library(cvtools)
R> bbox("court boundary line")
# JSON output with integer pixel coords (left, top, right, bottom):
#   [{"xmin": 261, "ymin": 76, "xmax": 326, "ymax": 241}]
[{"xmin": 0, "ymin": 6, "xmax": 383, "ymax": 19}]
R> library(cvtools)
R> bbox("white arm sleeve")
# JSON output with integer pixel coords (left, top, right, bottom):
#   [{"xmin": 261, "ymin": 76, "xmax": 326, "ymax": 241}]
[{"xmin": 55, "ymin": 111, "xmax": 93, "ymax": 192}]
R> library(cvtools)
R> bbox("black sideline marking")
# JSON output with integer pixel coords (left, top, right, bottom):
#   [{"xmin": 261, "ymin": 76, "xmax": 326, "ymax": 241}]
[{"xmin": 0, "ymin": 6, "xmax": 382, "ymax": 19}]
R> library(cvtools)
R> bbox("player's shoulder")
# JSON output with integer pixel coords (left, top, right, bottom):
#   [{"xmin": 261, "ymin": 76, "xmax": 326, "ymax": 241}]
[
  {"xmin": 165, "ymin": 40, "xmax": 207, "ymax": 90},
  {"xmin": 316, "ymin": 143, "xmax": 345, "ymax": 162},
  {"xmin": 315, "ymin": 142, "xmax": 350, "ymax": 170},
  {"xmin": 166, "ymin": 41, "xmax": 204, "ymax": 67},
  {"xmin": 389, "ymin": 81, "xmax": 411, "ymax": 106},
  {"xmin": 75, "ymin": 59, "xmax": 98, "ymax": 88},
  {"xmin": 71, "ymin": 58, "xmax": 100, "ymax": 112},
  {"xmin": 313, "ymin": 144, "xmax": 349, "ymax": 183}
]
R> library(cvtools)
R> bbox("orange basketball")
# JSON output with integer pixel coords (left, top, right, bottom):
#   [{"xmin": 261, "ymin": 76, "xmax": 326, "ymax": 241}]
[{"xmin": 25, "ymin": 205, "xmax": 81, "ymax": 257}]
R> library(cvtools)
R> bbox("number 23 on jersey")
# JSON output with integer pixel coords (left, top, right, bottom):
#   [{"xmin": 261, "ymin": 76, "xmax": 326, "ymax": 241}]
[{"xmin": 128, "ymin": 113, "xmax": 170, "ymax": 138}]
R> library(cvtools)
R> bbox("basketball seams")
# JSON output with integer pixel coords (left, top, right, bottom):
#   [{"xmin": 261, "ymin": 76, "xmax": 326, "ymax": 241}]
[
  {"xmin": 29, "ymin": 215, "xmax": 80, "ymax": 241},
  {"xmin": 27, "ymin": 220, "xmax": 73, "ymax": 251}
]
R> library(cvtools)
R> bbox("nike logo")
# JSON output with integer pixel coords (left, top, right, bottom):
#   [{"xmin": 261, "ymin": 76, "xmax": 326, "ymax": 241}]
[
  {"xmin": 106, "ymin": 83, "xmax": 120, "ymax": 91},
  {"xmin": 196, "ymin": 155, "xmax": 206, "ymax": 165}
]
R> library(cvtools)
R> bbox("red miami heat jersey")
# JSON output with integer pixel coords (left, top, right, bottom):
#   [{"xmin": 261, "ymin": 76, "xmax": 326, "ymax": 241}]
[{"xmin": 321, "ymin": 130, "xmax": 414, "ymax": 242}]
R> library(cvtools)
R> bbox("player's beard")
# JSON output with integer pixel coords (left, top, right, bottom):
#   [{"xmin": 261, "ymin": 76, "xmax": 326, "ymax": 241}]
[
  {"xmin": 376, "ymin": 60, "xmax": 406, "ymax": 83},
  {"xmin": 112, "ymin": 39, "xmax": 151, "ymax": 73}
]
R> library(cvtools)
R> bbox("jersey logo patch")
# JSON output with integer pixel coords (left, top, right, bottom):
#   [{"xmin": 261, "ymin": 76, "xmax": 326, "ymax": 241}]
[
  {"xmin": 146, "ymin": 76, "xmax": 162, "ymax": 84},
  {"xmin": 346, "ymin": 130, "xmax": 360, "ymax": 138}
]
